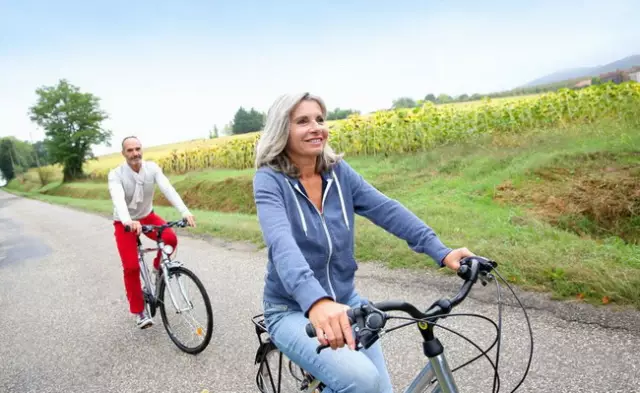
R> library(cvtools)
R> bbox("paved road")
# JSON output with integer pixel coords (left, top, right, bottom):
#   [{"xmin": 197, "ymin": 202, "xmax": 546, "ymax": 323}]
[{"xmin": 1, "ymin": 190, "xmax": 639, "ymax": 393}]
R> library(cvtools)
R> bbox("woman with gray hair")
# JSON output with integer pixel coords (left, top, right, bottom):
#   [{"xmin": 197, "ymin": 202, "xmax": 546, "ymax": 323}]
[{"xmin": 253, "ymin": 92, "xmax": 475, "ymax": 392}]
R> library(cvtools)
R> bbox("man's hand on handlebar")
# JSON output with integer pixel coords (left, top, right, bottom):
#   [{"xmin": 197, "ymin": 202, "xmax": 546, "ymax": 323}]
[
  {"xmin": 123, "ymin": 220, "xmax": 142, "ymax": 235},
  {"xmin": 308, "ymin": 298, "xmax": 356, "ymax": 351},
  {"xmin": 184, "ymin": 214, "xmax": 196, "ymax": 228}
]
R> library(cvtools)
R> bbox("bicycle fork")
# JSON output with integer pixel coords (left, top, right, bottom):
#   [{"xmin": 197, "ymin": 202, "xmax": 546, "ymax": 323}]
[
  {"xmin": 157, "ymin": 242, "xmax": 192, "ymax": 313},
  {"xmin": 162, "ymin": 270, "xmax": 192, "ymax": 313}
]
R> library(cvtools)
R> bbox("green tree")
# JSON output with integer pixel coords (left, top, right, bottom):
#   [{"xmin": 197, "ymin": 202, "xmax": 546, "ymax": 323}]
[
  {"xmin": 31, "ymin": 140, "xmax": 51, "ymax": 166},
  {"xmin": 209, "ymin": 125, "xmax": 220, "ymax": 139},
  {"xmin": 424, "ymin": 94, "xmax": 437, "ymax": 103},
  {"xmin": 0, "ymin": 138, "xmax": 16, "ymax": 182},
  {"xmin": 392, "ymin": 97, "xmax": 417, "ymax": 109},
  {"xmin": 327, "ymin": 108, "xmax": 360, "ymax": 120},
  {"xmin": 11, "ymin": 138, "xmax": 36, "ymax": 169},
  {"xmin": 28, "ymin": 79, "xmax": 112, "ymax": 182},
  {"xmin": 436, "ymin": 94, "xmax": 452, "ymax": 104},
  {"xmin": 231, "ymin": 107, "xmax": 264, "ymax": 134},
  {"xmin": 222, "ymin": 122, "xmax": 233, "ymax": 136},
  {"xmin": 0, "ymin": 137, "xmax": 36, "ymax": 177}
]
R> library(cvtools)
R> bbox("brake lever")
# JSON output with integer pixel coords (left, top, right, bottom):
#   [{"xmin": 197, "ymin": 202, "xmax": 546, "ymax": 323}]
[
  {"xmin": 479, "ymin": 271, "xmax": 495, "ymax": 286},
  {"xmin": 315, "ymin": 306, "xmax": 370, "ymax": 354},
  {"xmin": 315, "ymin": 344, "xmax": 330, "ymax": 354}
]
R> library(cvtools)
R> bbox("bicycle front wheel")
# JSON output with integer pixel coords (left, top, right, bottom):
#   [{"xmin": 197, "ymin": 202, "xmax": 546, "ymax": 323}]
[{"xmin": 158, "ymin": 266, "xmax": 214, "ymax": 354}]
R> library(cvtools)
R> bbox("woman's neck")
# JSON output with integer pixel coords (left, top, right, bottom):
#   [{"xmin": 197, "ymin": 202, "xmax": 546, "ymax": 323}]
[{"xmin": 290, "ymin": 154, "xmax": 317, "ymax": 179}]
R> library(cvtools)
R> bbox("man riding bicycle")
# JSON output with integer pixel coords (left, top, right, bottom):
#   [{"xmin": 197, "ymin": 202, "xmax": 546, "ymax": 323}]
[{"xmin": 108, "ymin": 136, "xmax": 196, "ymax": 329}]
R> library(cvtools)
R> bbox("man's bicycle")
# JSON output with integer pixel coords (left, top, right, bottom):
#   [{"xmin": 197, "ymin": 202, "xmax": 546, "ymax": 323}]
[
  {"xmin": 252, "ymin": 256, "xmax": 533, "ymax": 392},
  {"xmin": 125, "ymin": 218, "xmax": 214, "ymax": 355}
]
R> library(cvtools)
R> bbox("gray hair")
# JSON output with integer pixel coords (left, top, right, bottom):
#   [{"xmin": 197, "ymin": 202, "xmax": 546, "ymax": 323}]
[
  {"xmin": 121, "ymin": 135, "xmax": 140, "ymax": 150},
  {"xmin": 254, "ymin": 92, "xmax": 343, "ymax": 177}
]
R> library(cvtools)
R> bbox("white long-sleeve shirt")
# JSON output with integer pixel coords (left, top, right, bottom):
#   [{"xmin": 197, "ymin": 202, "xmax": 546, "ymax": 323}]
[{"xmin": 107, "ymin": 160, "xmax": 191, "ymax": 223}]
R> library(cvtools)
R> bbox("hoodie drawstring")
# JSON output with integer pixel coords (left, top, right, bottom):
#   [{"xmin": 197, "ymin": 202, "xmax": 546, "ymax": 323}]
[
  {"xmin": 331, "ymin": 171, "xmax": 350, "ymax": 230},
  {"xmin": 285, "ymin": 179, "xmax": 308, "ymax": 236},
  {"xmin": 285, "ymin": 172, "xmax": 350, "ymax": 234}
]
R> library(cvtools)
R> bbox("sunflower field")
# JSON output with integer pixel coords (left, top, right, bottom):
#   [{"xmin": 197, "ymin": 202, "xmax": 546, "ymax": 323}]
[{"xmin": 87, "ymin": 82, "xmax": 640, "ymax": 180}]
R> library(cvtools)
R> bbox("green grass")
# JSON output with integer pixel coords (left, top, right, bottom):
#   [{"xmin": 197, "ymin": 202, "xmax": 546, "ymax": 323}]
[
  {"xmin": 6, "ymin": 118, "xmax": 640, "ymax": 308},
  {"xmin": 5, "ymin": 190, "xmax": 264, "ymax": 245},
  {"xmin": 341, "ymin": 119, "xmax": 640, "ymax": 307},
  {"xmin": 9, "ymin": 166, "xmax": 257, "ymax": 214}
]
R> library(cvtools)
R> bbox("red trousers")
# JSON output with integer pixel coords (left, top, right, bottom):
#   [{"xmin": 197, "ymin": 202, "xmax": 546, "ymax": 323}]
[{"xmin": 113, "ymin": 211, "xmax": 177, "ymax": 314}]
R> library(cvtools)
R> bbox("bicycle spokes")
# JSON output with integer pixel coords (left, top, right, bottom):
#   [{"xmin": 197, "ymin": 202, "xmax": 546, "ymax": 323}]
[
  {"xmin": 133, "ymin": 220, "xmax": 213, "ymax": 355},
  {"xmin": 159, "ymin": 267, "xmax": 213, "ymax": 353}
]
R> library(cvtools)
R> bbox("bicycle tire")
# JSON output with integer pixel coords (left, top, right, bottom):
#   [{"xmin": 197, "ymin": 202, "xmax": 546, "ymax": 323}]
[{"xmin": 158, "ymin": 266, "xmax": 214, "ymax": 354}]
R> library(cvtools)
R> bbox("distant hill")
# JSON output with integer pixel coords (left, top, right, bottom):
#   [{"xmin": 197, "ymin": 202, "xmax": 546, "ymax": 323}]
[{"xmin": 523, "ymin": 54, "xmax": 640, "ymax": 87}]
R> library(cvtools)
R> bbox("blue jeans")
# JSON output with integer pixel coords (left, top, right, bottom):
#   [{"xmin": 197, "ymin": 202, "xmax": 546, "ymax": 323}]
[{"xmin": 263, "ymin": 292, "xmax": 394, "ymax": 393}]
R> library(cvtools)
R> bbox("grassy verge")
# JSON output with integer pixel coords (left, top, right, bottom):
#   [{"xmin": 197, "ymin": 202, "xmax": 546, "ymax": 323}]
[
  {"xmin": 21, "ymin": 168, "xmax": 258, "ymax": 214},
  {"xmin": 5, "ymin": 118, "xmax": 640, "ymax": 308},
  {"xmin": 343, "ymin": 119, "xmax": 639, "ymax": 306},
  {"xmin": 4, "ymin": 190, "xmax": 264, "ymax": 245}
]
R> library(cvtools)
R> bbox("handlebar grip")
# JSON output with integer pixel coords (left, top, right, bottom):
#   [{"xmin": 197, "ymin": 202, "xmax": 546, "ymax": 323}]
[
  {"xmin": 450, "ymin": 256, "xmax": 497, "ymax": 308},
  {"xmin": 305, "ymin": 323, "xmax": 316, "ymax": 337},
  {"xmin": 305, "ymin": 308, "xmax": 357, "ymax": 338}
]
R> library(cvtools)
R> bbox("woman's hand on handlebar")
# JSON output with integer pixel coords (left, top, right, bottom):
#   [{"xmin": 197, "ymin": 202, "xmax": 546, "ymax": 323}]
[
  {"xmin": 442, "ymin": 247, "xmax": 476, "ymax": 271},
  {"xmin": 308, "ymin": 298, "xmax": 356, "ymax": 351}
]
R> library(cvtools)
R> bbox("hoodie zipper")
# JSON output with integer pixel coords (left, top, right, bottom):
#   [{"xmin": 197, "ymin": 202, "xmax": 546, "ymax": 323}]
[{"xmin": 292, "ymin": 179, "xmax": 336, "ymax": 300}]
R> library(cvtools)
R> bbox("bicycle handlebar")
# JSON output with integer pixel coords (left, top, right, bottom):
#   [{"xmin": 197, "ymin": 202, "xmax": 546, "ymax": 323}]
[
  {"xmin": 123, "ymin": 218, "xmax": 189, "ymax": 234},
  {"xmin": 305, "ymin": 256, "xmax": 497, "ymax": 352}
]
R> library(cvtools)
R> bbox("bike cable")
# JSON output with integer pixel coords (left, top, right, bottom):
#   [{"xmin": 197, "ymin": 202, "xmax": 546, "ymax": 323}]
[{"xmin": 375, "ymin": 265, "xmax": 534, "ymax": 392}]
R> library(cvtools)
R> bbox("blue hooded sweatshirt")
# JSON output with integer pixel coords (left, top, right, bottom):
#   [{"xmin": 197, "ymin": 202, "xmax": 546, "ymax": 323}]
[{"xmin": 253, "ymin": 159, "xmax": 453, "ymax": 317}]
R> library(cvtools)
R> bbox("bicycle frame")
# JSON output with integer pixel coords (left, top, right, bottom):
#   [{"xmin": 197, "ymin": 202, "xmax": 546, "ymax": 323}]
[
  {"xmin": 397, "ymin": 310, "xmax": 460, "ymax": 393},
  {"xmin": 136, "ymin": 228, "xmax": 189, "ymax": 315},
  {"xmin": 401, "ymin": 346, "xmax": 456, "ymax": 393},
  {"xmin": 254, "ymin": 256, "xmax": 499, "ymax": 393},
  {"xmin": 252, "ymin": 312, "xmax": 456, "ymax": 393}
]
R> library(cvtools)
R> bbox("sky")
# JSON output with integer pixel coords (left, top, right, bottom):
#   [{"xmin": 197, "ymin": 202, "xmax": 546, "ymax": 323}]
[{"xmin": 1, "ymin": 0, "xmax": 638, "ymax": 157}]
